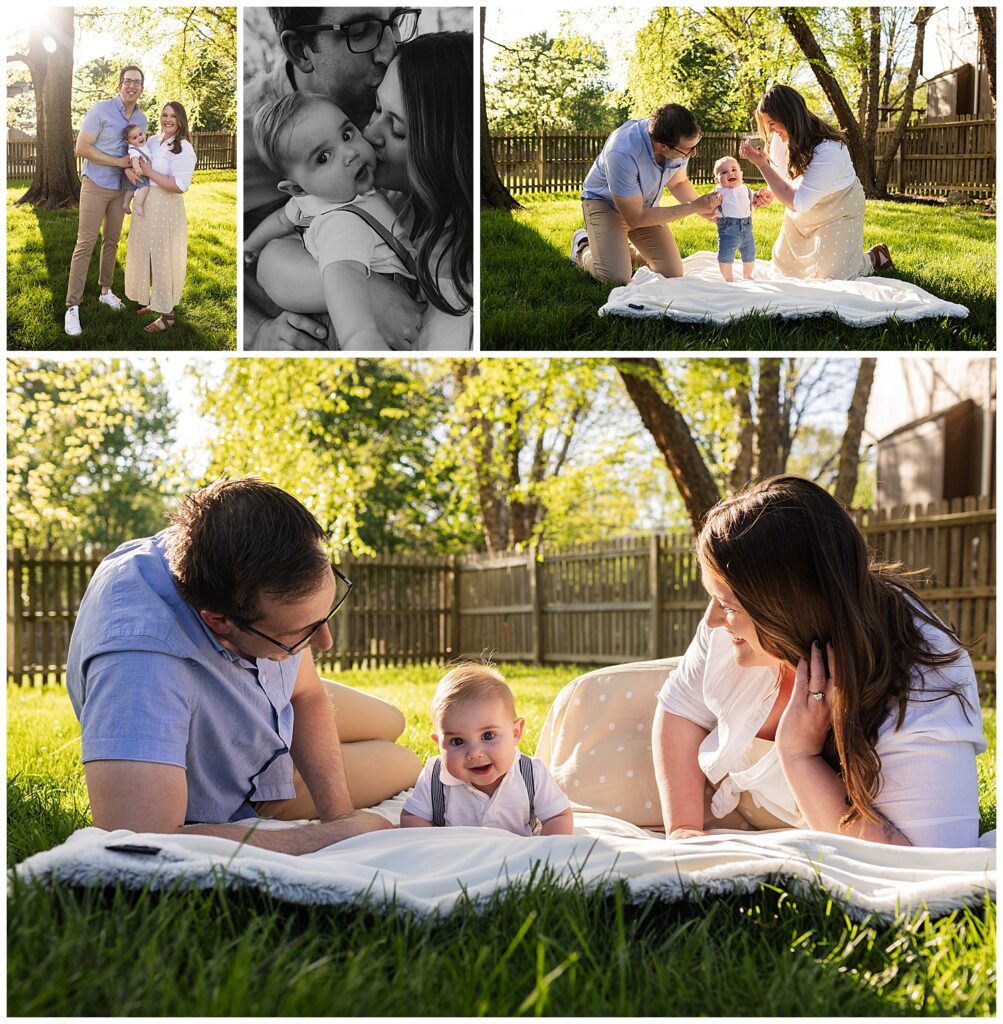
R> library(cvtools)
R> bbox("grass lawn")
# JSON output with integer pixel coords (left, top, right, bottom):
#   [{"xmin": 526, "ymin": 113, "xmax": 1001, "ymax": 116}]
[
  {"xmin": 6, "ymin": 171, "xmax": 236, "ymax": 351},
  {"xmin": 7, "ymin": 668, "xmax": 997, "ymax": 1016},
  {"xmin": 480, "ymin": 191, "xmax": 996, "ymax": 351}
]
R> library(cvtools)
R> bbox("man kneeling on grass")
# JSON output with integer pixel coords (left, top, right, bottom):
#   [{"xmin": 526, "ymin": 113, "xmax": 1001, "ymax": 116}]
[{"xmin": 66, "ymin": 478, "xmax": 420, "ymax": 854}]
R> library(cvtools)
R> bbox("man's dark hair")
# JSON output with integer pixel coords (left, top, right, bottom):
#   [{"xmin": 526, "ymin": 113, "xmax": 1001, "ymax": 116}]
[
  {"xmin": 268, "ymin": 7, "xmax": 325, "ymax": 36},
  {"xmin": 167, "ymin": 478, "xmax": 330, "ymax": 619},
  {"xmin": 647, "ymin": 103, "xmax": 700, "ymax": 148},
  {"xmin": 119, "ymin": 65, "xmax": 145, "ymax": 86}
]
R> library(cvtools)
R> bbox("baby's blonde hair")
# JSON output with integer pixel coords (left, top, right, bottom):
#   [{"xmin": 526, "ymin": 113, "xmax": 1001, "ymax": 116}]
[
  {"xmin": 713, "ymin": 155, "xmax": 739, "ymax": 175},
  {"xmin": 431, "ymin": 662, "xmax": 517, "ymax": 732}
]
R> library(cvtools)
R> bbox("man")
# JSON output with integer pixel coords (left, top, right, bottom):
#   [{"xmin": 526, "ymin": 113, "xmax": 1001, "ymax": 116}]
[
  {"xmin": 66, "ymin": 479, "xmax": 420, "ymax": 855},
  {"xmin": 570, "ymin": 103, "xmax": 724, "ymax": 286},
  {"xmin": 244, "ymin": 7, "xmax": 424, "ymax": 350},
  {"xmin": 64, "ymin": 65, "xmax": 147, "ymax": 337}
]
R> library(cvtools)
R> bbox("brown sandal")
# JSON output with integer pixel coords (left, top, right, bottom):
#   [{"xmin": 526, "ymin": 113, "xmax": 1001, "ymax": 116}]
[
  {"xmin": 143, "ymin": 314, "xmax": 175, "ymax": 333},
  {"xmin": 869, "ymin": 243, "xmax": 895, "ymax": 272},
  {"xmin": 136, "ymin": 305, "xmax": 153, "ymax": 316}
]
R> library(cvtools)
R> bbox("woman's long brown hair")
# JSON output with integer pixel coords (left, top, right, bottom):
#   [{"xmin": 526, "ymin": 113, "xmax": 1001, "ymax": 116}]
[
  {"xmin": 697, "ymin": 475, "xmax": 973, "ymax": 828},
  {"xmin": 162, "ymin": 102, "xmax": 191, "ymax": 156},
  {"xmin": 756, "ymin": 84, "xmax": 845, "ymax": 178}
]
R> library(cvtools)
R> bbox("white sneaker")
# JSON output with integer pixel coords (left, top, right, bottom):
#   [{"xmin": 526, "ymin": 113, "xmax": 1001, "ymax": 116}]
[
  {"xmin": 64, "ymin": 306, "xmax": 82, "ymax": 336},
  {"xmin": 98, "ymin": 290, "xmax": 124, "ymax": 310},
  {"xmin": 569, "ymin": 228, "xmax": 588, "ymax": 265}
]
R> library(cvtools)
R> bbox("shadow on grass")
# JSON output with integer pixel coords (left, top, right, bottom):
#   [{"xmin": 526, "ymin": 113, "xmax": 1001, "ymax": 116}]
[
  {"xmin": 480, "ymin": 205, "xmax": 994, "ymax": 352},
  {"xmin": 7, "ymin": 176, "xmax": 236, "ymax": 351}
]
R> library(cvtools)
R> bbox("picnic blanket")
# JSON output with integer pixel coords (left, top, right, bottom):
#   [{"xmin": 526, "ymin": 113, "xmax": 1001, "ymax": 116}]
[
  {"xmin": 598, "ymin": 251, "xmax": 970, "ymax": 327},
  {"xmin": 13, "ymin": 796, "xmax": 995, "ymax": 921}
]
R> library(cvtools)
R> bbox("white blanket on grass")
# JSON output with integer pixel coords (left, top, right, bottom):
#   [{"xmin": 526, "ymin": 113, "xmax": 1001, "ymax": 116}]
[
  {"xmin": 13, "ymin": 793, "xmax": 995, "ymax": 921},
  {"xmin": 598, "ymin": 251, "xmax": 969, "ymax": 327}
]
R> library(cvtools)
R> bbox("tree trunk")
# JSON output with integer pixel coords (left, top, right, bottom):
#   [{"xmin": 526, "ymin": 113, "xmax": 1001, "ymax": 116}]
[
  {"xmin": 756, "ymin": 359, "xmax": 784, "ymax": 478},
  {"xmin": 974, "ymin": 8, "xmax": 996, "ymax": 103},
  {"xmin": 728, "ymin": 366, "xmax": 755, "ymax": 494},
  {"xmin": 865, "ymin": 8, "xmax": 881, "ymax": 155},
  {"xmin": 780, "ymin": 7, "xmax": 877, "ymax": 195},
  {"xmin": 479, "ymin": 8, "xmax": 521, "ymax": 210},
  {"xmin": 833, "ymin": 358, "xmax": 876, "ymax": 507},
  {"xmin": 616, "ymin": 359, "xmax": 721, "ymax": 530},
  {"xmin": 12, "ymin": 7, "xmax": 80, "ymax": 209},
  {"xmin": 874, "ymin": 8, "xmax": 933, "ymax": 196}
]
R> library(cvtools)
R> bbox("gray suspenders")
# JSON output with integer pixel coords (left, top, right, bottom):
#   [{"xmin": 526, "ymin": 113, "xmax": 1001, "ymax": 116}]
[
  {"xmin": 429, "ymin": 755, "xmax": 537, "ymax": 830},
  {"xmin": 336, "ymin": 203, "xmax": 419, "ymax": 279}
]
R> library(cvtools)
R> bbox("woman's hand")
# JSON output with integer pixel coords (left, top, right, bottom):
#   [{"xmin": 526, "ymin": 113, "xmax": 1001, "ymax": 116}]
[
  {"xmin": 776, "ymin": 641, "xmax": 833, "ymax": 763},
  {"xmin": 752, "ymin": 187, "xmax": 774, "ymax": 208},
  {"xmin": 690, "ymin": 190, "xmax": 722, "ymax": 221},
  {"xmin": 138, "ymin": 157, "xmax": 153, "ymax": 176},
  {"xmin": 738, "ymin": 139, "xmax": 769, "ymax": 169},
  {"xmin": 667, "ymin": 827, "xmax": 707, "ymax": 840}
]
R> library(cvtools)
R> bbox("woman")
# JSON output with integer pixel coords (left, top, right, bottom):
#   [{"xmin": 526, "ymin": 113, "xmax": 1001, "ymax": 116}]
[
  {"xmin": 124, "ymin": 102, "xmax": 197, "ymax": 332},
  {"xmin": 571, "ymin": 103, "xmax": 722, "ymax": 285},
  {"xmin": 255, "ymin": 31, "xmax": 473, "ymax": 350},
  {"xmin": 738, "ymin": 84, "xmax": 893, "ymax": 280},
  {"xmin": 653, "ymin": 476, "xmax": 985, "ymax": 848}
]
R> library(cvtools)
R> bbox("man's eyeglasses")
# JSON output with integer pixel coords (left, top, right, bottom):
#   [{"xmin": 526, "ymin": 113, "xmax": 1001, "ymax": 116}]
[
  {"xmin": 231, "ymin": 566, "xmax": 353, "ymax": 655},
  {"xmin": 121, "ymin": 77, "xmax": 143, "ymax": 87},
  {"xmin": 295, "ymin": 9, "xmax": 421, "ymax": 54},
  {"xmin": 666, "ymin": 137, "xmax": 701, "ymax": 158}
]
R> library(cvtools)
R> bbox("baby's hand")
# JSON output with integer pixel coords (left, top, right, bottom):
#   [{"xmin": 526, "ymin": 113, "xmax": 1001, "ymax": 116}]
[
  {"xmin": 244, "ymin": 249, "xmax": 260, "ymax": 266},
  {"xmin": 752, "ymin": 187, "xmax": 774, "ymax": 209}
]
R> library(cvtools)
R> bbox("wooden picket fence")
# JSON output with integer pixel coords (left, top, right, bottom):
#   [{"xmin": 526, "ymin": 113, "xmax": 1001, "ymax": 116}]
[
  {"xmin": 491, "ymin": 116, "xmax": 996, "ymax": 198},
  {"xmin": 6, "ymin": 131, "xmax": 237, "ymax": 177},
  {"xmin": 6, "ymin": 499, "xmax": 995, "ymax": 687}
]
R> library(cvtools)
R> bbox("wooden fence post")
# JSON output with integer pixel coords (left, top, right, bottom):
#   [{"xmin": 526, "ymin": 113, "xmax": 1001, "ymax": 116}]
[
  {"xmin": 336, "ymin": 555, "xmax": 351, "ymax": 670},
  {"xmin": 536, "ymin": 134, "xmax": 545, "ymax": 192},
  {"xmin": 649, "ymin": 533, "xmax": 661, "ymax": 660},
  {"xmin": 451, "ymin": 555, "xmax": 462, "ymax": 657},
  {"xmin": 8, "ymin": 547, "xmax": 23, "ymax": 685},
  {"xmin": 528, "ymin": 546, "xmax": 543, "ymax": 665}
]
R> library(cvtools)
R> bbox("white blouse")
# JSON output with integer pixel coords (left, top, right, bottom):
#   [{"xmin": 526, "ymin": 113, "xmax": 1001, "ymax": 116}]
[
  {"xmin": 147, "ymin": 135, "xmax": 197, "ymax": 194},
  {"xmin": 769, "ymin": 134, "xmax": 859, "ymax": 214},
  {"xmin": 657, "ymin": 606, "xmax": 987, "ymax": 848}
]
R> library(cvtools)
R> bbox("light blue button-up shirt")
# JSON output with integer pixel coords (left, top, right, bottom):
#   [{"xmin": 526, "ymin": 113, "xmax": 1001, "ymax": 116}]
[
  {"xmin": 582, "ymin": 118, "xmax": 688, "ymax": 209},
  {"xmin": 79, "ymin": 97, "xmax": 149, "ymax": 190},
  {"xmin": 66, "ymin": 530, "xmax": 301, "ymax": 824}
]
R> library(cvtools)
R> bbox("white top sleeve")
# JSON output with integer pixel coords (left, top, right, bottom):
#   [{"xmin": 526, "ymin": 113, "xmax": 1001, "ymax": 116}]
[
  {"xmin": 656, "ymin": 613, "xmax": 717, "ymax": 730},
  {"xmin": 530, "ymin": 757, "xmax": 572, "ymax": 821},
  {"xmin": 401, "ymin": 758, "xmax": 435, "ymax": 821},
  {"xmin": 149, "ymin": 136, "xmax": 197, "ymax": 193}
]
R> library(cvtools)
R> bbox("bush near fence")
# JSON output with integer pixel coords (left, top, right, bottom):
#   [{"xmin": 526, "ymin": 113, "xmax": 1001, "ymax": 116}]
[
  {"xmin": 6, "ymin": 131, "xmax": 237, "ymax": 177},
  {"xmin": 491, "ymin": 116, "xmax": 995, "ymax": 199},
  {"xmin": 7, "ymin": 499, "xmax": 995, "ymax": 693}
]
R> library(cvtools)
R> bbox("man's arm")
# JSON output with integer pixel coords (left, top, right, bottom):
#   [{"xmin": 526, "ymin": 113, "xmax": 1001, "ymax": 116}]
[
  {"xmin": 84, "ymin": 760, "xmax": 391, "ymax": 854},
  {"xmin": 611, "ymin": 189, "xmax": 721, "ymax": 230},
  {"xmin": 667, "ymin": 171, "xmax": 720, "ymax": 222},
  {"xmin": 74, "ymin": 129, "xmax": 131, "ymax": 168},
  {"xmin": 288, "ymin": 649, "xmax": 355, "ymax": 820}
]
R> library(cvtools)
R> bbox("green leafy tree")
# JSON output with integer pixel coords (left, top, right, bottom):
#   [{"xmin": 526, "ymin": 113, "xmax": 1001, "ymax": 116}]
[
  {"xmin": 196, "ymin": 359, "xmax": 481, "ymax": 556},
  {"xmin": 7, "ymin": 361, "xmax": 177, "ymax": 548},
  {"xmin": 485, "ymin": 31, "xmax": 628, "ymax": 132}
]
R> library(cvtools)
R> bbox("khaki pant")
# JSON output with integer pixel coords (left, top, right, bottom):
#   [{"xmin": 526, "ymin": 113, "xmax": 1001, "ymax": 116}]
[
  {"xmin": 254, "ymin": 679, "xmax": 421, "ymax": 820},
  {"xmin": 578, "ymin": 198, "xmax": 683, "ymax": 285},
  {"xmin": 66, "ymin": 176, "xmax": 127, "ymax": 307}
]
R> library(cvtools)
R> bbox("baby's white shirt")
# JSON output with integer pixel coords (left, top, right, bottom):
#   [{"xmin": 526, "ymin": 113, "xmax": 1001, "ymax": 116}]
[
  {"xmin": 715, "ymin": 183, "xmax": 753, "ymax": 218},
  {"xmin": 128, "ymin": 142, "xmax": 152, "ymax": 163},
  {"xmin": 403, "ymin": 750, "xmax": 571, "ymax": 836}
]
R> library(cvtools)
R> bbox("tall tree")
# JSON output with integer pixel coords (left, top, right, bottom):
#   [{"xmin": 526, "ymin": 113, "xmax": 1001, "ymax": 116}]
[
  {"xmin": 8, "ymin": 7, "xmax": 79, "ymax": 209},
  {"xmin": 480, "ymin": 7, "xmax": 520, "ymax": 210},
  {"xmin": 7, "ymin": 360, "xmax": 177, "ymax": 547},
  {"xmin": 615, "ymin": 359, "xmax": 721, "ymax": 529},
  {"xmin": 834, "ymin": 358, "xmax": 876, "ymax": 507},
  {"xmin": 780, "ymin": 7, "xmax": 932, "ymax": 197},
  {"xmin": 974, "ymin": 8, "xmax": 996, "ymax": 103}
]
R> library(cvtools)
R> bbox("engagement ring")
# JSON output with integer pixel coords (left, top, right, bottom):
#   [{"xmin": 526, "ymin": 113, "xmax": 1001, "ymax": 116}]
[{"xmin": 809, "ymin": 691, "xmax": 825, "ymax": 702}]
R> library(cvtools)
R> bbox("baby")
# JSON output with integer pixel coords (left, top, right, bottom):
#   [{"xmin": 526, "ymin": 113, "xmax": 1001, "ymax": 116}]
[
  {"xmin": 713, "ymin": 155, "xmax": 757, "ymax": 281},
  {"xmin": 122, "ymin": 123, "xmax": 152, "ymax": 216},
  {"xmin": 246, "ymin": 92, "xmax": 418, "ymax": 351},
  {"xmin": 401, "ymin": 664, "xmax": 574, "ymax": 836}
]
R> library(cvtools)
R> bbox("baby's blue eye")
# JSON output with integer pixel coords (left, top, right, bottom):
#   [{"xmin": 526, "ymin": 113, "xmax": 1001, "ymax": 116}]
[
  {"xmin": 448, "ymin": 737, "xmax": 463, "ymax": 747},
  {"xmin": 482, "ymin": 731, "xmax": 496, "ymax": 742},
  {"xmin": 317, "ymin": 152, "xmax": 330, "ymax": 165},
  {"xmin": 342, "ymin": 127, "xmax": 354, "ymax": 143}
]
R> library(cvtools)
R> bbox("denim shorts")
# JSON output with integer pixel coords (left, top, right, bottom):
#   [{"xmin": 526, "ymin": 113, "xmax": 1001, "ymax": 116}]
[
  {"xmin": 125, "ymin": 174, "xmax": 151, "ymax": 193},
  {"xmin": 717, "ymin": 216, "xmax": 756, "ymax": 263}
]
